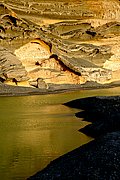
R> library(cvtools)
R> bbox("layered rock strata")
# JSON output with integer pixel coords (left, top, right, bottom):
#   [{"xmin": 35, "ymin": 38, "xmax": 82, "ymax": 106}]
[
  {"xmin": 0, "ymin": 1, "xmax": 120, "ymax": 90},
  {"xmin": 0, "ymin": 46, "xmax": 28, "ymax": 85}
]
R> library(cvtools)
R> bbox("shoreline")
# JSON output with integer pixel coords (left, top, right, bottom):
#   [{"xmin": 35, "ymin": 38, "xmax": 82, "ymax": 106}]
[
  {"xmin": 1, "ymin": 81, "xmax": 120, "ymax": 97},
  {"xmin": 28, "ymin": 96, "xmax": 120, "ymax": 179}
]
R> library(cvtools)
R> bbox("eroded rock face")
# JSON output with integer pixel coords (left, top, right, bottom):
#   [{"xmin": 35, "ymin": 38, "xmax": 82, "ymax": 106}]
[
  {"xmin": 0, "ymin": 46, "xmax": 28, "ymax": 85},
  {"xmin": 4, "ymin": 0, "xmax": 120, "ymax": 22},
  {"xmin": 43, "ymin": 21, "xmax": 120, "ymax": 41},
  {"xmin": 52, "ymin": 42, "xmax": 112, "ymax": 66},
  {"xmin": 14, "ymin": 39, "xmax": 51, "ymax": 68},
  {"xmin": 14, "ymin": 39, "xmax": 113, "ymax": 87},
  {"xmin": 52, "ymin": 42, "xmax": 113, "ymax": 83},
  {"xmin": 0, "ymin": 0, "xmax": 120, "ymax": 89},
  {"xmin": 0, "ymin": 3, "xmax": 40, "ymax": 50},
  {"xmin": 14, "ymin": 40, "xmax": 86, "ymax": 88}
]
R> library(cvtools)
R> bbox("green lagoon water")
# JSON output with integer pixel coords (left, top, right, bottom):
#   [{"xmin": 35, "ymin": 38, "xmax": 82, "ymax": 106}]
[{"xmin": 0, "ymin": 87, "xmax": 120, "ymax": 179}]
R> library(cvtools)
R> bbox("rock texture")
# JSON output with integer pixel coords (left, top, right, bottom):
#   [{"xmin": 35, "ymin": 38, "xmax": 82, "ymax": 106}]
[
  {"xmin": 4, "ymin": 0, "xmax": 120, "ymax": 22},
  {"xmin": 0, "ymin": 46, "xmax": 28, "ymax": 85},
  {"xmin": 0, "ymin": 0, "xmax": 120, "ymax": 90}
]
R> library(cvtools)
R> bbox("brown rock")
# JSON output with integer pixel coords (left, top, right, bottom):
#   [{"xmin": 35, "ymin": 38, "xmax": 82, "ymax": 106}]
[
  {"xmin": 0, "ymin": 46, "xmax": 28, "ymax": 84},
  {"xmin": 37, "ymin": 78, "xmax": 48, "ymax": 89}
]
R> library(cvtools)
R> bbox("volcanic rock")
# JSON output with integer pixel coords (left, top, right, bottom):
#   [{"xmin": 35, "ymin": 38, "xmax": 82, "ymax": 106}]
[
  {"xmin": 65, "ymin": 96, "xmax": 120, "ymax": 137},
  {"xmin": 28, "ymin": 131, "xmax": 120, "ymax": 180}
]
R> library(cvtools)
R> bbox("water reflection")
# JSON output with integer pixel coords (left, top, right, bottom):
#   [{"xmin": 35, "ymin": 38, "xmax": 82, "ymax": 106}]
[
  {"xmin": 0, "ymin": 87, "xmax": 120, "ymax": 179},
  {"xmin": 0, "ymin": 98, "xmax": 90, "ymax": 180}
]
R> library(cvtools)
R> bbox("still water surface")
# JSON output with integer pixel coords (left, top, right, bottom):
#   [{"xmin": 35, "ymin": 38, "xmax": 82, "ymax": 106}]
[{"xmin": 0, "ymin": 87, "xmax": 120, "ymax": 180}]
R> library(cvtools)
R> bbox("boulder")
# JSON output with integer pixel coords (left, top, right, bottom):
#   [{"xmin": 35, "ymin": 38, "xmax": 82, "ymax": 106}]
[{"xmin": 37, "ymin": 78, "xmax": 48, "ymax": 89}]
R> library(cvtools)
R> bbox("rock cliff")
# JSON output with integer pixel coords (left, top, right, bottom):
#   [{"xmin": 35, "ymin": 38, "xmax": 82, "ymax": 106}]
[{"xmin": 0, "ymin": 0, "xmax": 120, "ymax": 90}]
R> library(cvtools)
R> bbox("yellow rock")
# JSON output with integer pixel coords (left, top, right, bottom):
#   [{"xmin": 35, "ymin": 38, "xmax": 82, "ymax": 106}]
[
  {"xmin": 14, "ymin": 39, "xmax": 51, "ymax": 70},
  {"xmin": 30, "ymin": 38, "xmax": 51, "ymax": 53}
]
